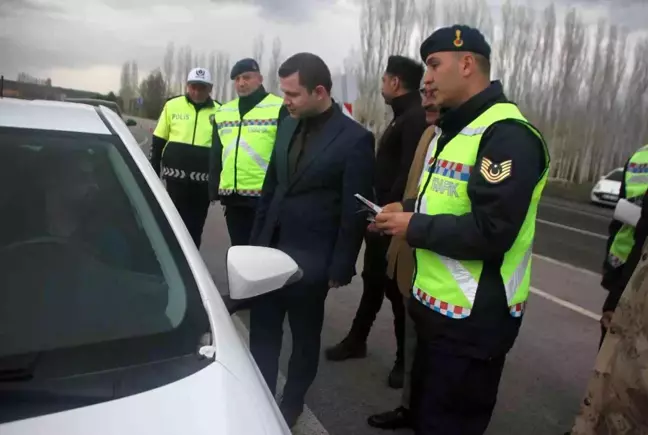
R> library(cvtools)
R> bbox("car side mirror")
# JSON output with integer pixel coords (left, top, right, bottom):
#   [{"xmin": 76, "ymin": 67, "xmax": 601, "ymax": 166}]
[
  {"xmin": 226, "ymin": 246, "xmax": 302, "ymax": 304},
  {"xmin": 126, "ymin": 119, "xmax": 137, "ymax": 127}
]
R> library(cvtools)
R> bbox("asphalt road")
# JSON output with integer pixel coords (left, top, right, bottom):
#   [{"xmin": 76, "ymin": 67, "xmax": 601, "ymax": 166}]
[
  {"xmin": 130, "ymin": 119, "xmax": 610, "ymax": 435},
  {"xmin": 535, "ymin": 197, "xmax": 612, "ymax": 273}
]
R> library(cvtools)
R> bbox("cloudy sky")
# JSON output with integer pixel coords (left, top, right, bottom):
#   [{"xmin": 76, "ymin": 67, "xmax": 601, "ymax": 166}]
[{"xmin": 1, "ymin": 0, "xmax": 646, "ymax": 94}]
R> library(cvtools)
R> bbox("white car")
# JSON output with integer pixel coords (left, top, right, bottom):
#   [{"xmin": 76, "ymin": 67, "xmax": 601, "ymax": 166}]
[
  {"xmin": 591, "ymin": 167, "xmax": 624, "ymax": 206},
  {"xmin": 0, "ymin": 97, "xmax": 298, "ymax": 434}
]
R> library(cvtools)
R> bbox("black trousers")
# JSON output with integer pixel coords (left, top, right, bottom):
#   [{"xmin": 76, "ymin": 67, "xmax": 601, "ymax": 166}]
[
  {"xmin": 165, "ymin": 180, "xmax": 210, "ymax": 248},
  {"xmin": 349, "ymin": 231, "xmax": 405, "ymax": 361},
  {"xmin": 409, "ymin": 299, "xmax": 505, "ymax": 435},
  {"xmin": 224, "ymin": 205, "xmax": 257, "ymax": 246},
  {"xmin": 249, "ymin": 281, "xmax": 329, "ymax": 407}
]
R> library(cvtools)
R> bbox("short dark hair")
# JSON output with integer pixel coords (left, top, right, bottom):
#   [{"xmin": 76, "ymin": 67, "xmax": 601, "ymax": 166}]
[
  {"xmin": 385, "ymin": 55, "xmax": 424, "ymax": 92},
  {"xmin": 278, "ymin": 52, "xmax": 333, "ymax": 94},
  {"xmin": 475, "ymin": 54, "xmax": 491, "ymax": 76}
]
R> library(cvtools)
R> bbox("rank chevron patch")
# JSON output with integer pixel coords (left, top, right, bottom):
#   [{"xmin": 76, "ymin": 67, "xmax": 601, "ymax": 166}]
[{"xmin": 480, "ymin": 157, "xmax": 512, "ymax": 184}]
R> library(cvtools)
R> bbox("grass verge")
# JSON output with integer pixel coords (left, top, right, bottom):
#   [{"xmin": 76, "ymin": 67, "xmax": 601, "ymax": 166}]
[{"xmin": 544, "ymin": 180, "xmax": 595, "ymax": 204}]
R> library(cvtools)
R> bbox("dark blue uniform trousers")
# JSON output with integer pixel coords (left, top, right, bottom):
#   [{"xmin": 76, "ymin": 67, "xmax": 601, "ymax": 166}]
[
  {"xmin": 409, "ymin": 299, "xmax": 506, "ymax": 435},
  {"xmin": 224, "ymin": 204, "xmax": 257, "ymax": 246}
]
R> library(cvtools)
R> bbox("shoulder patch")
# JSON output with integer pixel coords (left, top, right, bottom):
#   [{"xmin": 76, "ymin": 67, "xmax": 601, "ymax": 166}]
[{"xmin": 480, "ymin": 157, "xmax": 512, "ymax": 184}]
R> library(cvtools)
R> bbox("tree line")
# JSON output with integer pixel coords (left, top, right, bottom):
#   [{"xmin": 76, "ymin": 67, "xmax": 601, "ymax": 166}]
[
  {"xmin": 120, "ymin": 0, "xmax": 648, "ymax": 184},
  {"xmin": 119, "ymin": 35, "xmax": 284, "ymax": 120},
  {"xmin": 351, "ymin": 0, "xmax": 648, "ymax": 183}
]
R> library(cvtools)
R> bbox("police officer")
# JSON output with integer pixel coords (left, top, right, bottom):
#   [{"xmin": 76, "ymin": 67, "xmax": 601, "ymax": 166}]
[
  {"xmin": 375, "ymin": 25, "xmax": 550, "ymax": 435},
  {"xmin": 150, "ymin": 67, "xmax": 220, "ymax": 248},
  {"xmin": 599, "ymin": 144, "xmax": 648, "ymax": 346},
  {"xmin": 208, "ymin": 58, "xmax": 288, "ymax": 246}
]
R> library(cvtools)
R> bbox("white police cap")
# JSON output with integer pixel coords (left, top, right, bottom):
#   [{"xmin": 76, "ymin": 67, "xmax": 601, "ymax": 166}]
[{"xmin": 187, "ymin": 67, "xmax": 213, "ymax": 85}]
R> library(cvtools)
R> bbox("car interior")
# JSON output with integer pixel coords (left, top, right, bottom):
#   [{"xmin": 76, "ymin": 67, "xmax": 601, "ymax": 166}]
[{"xmin": 0, "ymin": 138, "xmax": 175, "ymax": 359}]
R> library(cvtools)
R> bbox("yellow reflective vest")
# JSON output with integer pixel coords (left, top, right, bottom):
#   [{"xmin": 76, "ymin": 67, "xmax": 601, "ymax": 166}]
[
  {"xmin": 215, "ymin": 94, "xmax": 283, "ymax": 197},
  {"xmin": 607, "ymin": 144, "xmax": 648, "ymax": 269},
  {"xmin": 153, "ymin": 95, "xmax": 220, "ymax": 182},
  {"xmin": 413, "ymin": 103, "xmax": 549, "ymax": 319}
]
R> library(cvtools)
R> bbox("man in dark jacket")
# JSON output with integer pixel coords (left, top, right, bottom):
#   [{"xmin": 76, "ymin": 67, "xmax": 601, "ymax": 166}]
[
  {"xmin": 325, "ymin": 55, "xmax": 428, "ymax": 389},
  {"xmin": 248, "ymin": 52, "xmax": 375, "ymax": 428}
]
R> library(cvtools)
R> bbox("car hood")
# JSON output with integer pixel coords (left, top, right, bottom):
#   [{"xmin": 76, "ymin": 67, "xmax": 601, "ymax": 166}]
[
  {"xmin": 0, "ymin": 360, "xmax": 289, "ymax": 435},
  {"xmin": 595, "ymin": 180, "xmax": 621, "ymax": 194}
]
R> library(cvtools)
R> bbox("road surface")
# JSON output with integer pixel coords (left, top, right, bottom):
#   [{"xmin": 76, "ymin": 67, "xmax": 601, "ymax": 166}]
[{"xmin": 132, "ymin": 118, "xmax": 612, "ymax": 435}]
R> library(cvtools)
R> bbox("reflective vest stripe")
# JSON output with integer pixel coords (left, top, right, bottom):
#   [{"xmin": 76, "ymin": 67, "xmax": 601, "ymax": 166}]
[
  {"xmin": 218, "ymin": 188, "xmax": 262, "ymax": 197},
  {"xmin": 426, "ymin": 247, "xmax": 532, "ymax": 310},
  {"xmin": 506, "ymin": 248, "xmax": 532, "ymax": 303},
  {"xmin": 238, "ymin": 139, "xmax": 269, "ymax": 172},
  {"xmin": 432, "ymin": 159, "xmax": 474, "ymax": 181},
  {"xmin": 413, "ymin": 288, "xmax": 472, "ymax": 318},
  {"xmin": 222, "ymin": 142, "xmax": 236, "ymax": 162},
  {"xmin": 220, "ymin": 138, "xmax": 269, "ymax": 172},
  {"xmin": 216, "ymin": 118, "xmax": 279, "ymax": 129}
]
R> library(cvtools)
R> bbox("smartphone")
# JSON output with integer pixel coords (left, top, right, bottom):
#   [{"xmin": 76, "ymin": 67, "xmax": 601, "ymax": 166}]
[{"xmin": 354, "ymin": 193, "xmax": 383, "ymax": 219}]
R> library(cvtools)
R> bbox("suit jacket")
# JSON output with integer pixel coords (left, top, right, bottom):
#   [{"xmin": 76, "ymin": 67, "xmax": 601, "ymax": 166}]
[
  {"xmin": 386, "ymin": 125, "xmax": 437, "ymax": 296},
  {"xmin": 250, "ymin": 104, "xmax": 376, "ymax": 286}
]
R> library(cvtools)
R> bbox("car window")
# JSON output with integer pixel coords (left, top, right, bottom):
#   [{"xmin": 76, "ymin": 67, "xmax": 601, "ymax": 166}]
[
  {"xmin": 605, "ymin": 169, "xmax": 624, "ymax": 182},
  {"xmin": 0, "ymin": 128, "xmax": 211, "ymax": 421}
]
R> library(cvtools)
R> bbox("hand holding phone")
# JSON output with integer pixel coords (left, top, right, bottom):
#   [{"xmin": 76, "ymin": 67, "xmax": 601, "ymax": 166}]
[{"xmin": 354, "ymin": 194, "xmax": 383, "ymax": 222}]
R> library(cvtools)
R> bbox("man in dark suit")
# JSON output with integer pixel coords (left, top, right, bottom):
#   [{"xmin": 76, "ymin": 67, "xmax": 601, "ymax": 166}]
[{"xmin": 248, "ymin": 52, "xmax": 376, "ymax": 428}]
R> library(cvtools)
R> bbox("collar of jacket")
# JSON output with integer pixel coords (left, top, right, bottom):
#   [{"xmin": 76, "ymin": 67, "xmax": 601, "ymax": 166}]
[
  {"xmin": 436, "ymin": 80, "xmax": 509, "ymax": 135},
  {"xmin": 238, "ymin": 85, "xmax": 269, "ymax": 117},
  {"xmin": 390, "ymin": 91, "xmax": 422, "ymax": 117},
  {"xmin": 184, "ymin": 94, "xmax": 214, "ymax": 111},
  {"xmin": 299, "ymin": 101, "xmax": 336, "ymax": 133}
]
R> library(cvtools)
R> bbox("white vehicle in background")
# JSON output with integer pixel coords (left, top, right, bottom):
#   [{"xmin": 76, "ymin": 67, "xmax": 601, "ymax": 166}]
[
  {"xmin": 591, "ymin": 167, "xmax": 624, "ymax": 207},
  {"xmin": 0, "ymin": 97, "xmax": 298, "ymax": 434}
]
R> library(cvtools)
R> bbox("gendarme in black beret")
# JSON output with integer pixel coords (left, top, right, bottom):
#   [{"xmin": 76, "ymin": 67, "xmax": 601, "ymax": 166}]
[
  {"xmin": 230, "ymin": 58, "xmax": 260, "ymax": 80},
  {"xmin": 419, "ymin": 25, "xmax": 491, "ymax": 62}
]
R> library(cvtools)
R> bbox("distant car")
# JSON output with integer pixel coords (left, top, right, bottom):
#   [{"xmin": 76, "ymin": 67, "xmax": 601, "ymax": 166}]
[
  {"xmin": 0, "ymin": 97, "xmax": 297, "ymax": 435},
  {"xmin": 64, "ymin": 98, "xmax": 138, "ymax": 127},
  {"xmin": 591, "ymin": 167, "xmax": 624, "ymax": 206}
]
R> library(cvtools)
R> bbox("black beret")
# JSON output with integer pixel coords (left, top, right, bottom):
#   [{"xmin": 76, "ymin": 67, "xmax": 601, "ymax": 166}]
[
  {"xmin": 420, "ymin": 25, "xmax": 491, "ymax": 62},
  {"xmin": 230, "ymin": 58, "xmax": 260, "ymax": 80}
]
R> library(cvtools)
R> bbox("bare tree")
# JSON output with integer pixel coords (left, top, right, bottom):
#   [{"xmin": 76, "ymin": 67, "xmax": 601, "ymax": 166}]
[
  {"xmin": 215, "ymin": 51, "xmax": 231, "ymax": 102},
  {"xmin": 355, "ymin": 0, "xmax": 416, "ymax": 134},
  {"xmin": 130, "ymin": 61, "xmax": 139, "ymax": 98},
  {"xmin": 352, "ymin": 0, "xmax": 648, "ymax": 183},
  {"xmin": 253, "ymin": 34, "xmax": 264, "ymax": 66},
  {"xmin": 266, "ymin": 37, "xmax": 282, "ymax": 94},
  {"xmin": 119, "ymin": 61, "xmax": 135, "ymax": 113},
  {"xmin": 162, "ymin": 42, "xmax": 175, "ymax": 97},
  {"xmin": 414, "ymin": 0, "xmax": 436, "ymax": 58},
  {"xmin": 208, "ymin": 51, "xmax": 217, "ymax": 100},
  {"xmin": 184, "ymin": 46, "xmax": 193, "ymax": 77},
  {"xmin": 175, "ymin": 45, "xmax": 186, "ymax": 95},
  {"xmin": 139, "ymin": 69, "xmax": 167, "ymax": 119}
]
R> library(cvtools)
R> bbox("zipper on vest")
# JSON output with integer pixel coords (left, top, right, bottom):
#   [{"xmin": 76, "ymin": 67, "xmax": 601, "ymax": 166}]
[
  {"xmin": 233, "ymin": 119, "xmax": 243, "ymax": 192},
  {"xmin": 191, "ymin": 106, "xmax": 199, "ymax": 145}
]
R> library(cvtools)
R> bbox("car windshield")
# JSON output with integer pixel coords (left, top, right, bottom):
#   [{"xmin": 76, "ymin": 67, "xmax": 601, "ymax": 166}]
[
  {"xmin": 0, "ymin": 128, "xmax": 211, "ymax": 422},
  {"xmin": 605, "ymin": 169, "xmax": 623, "ymax": 182}
]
